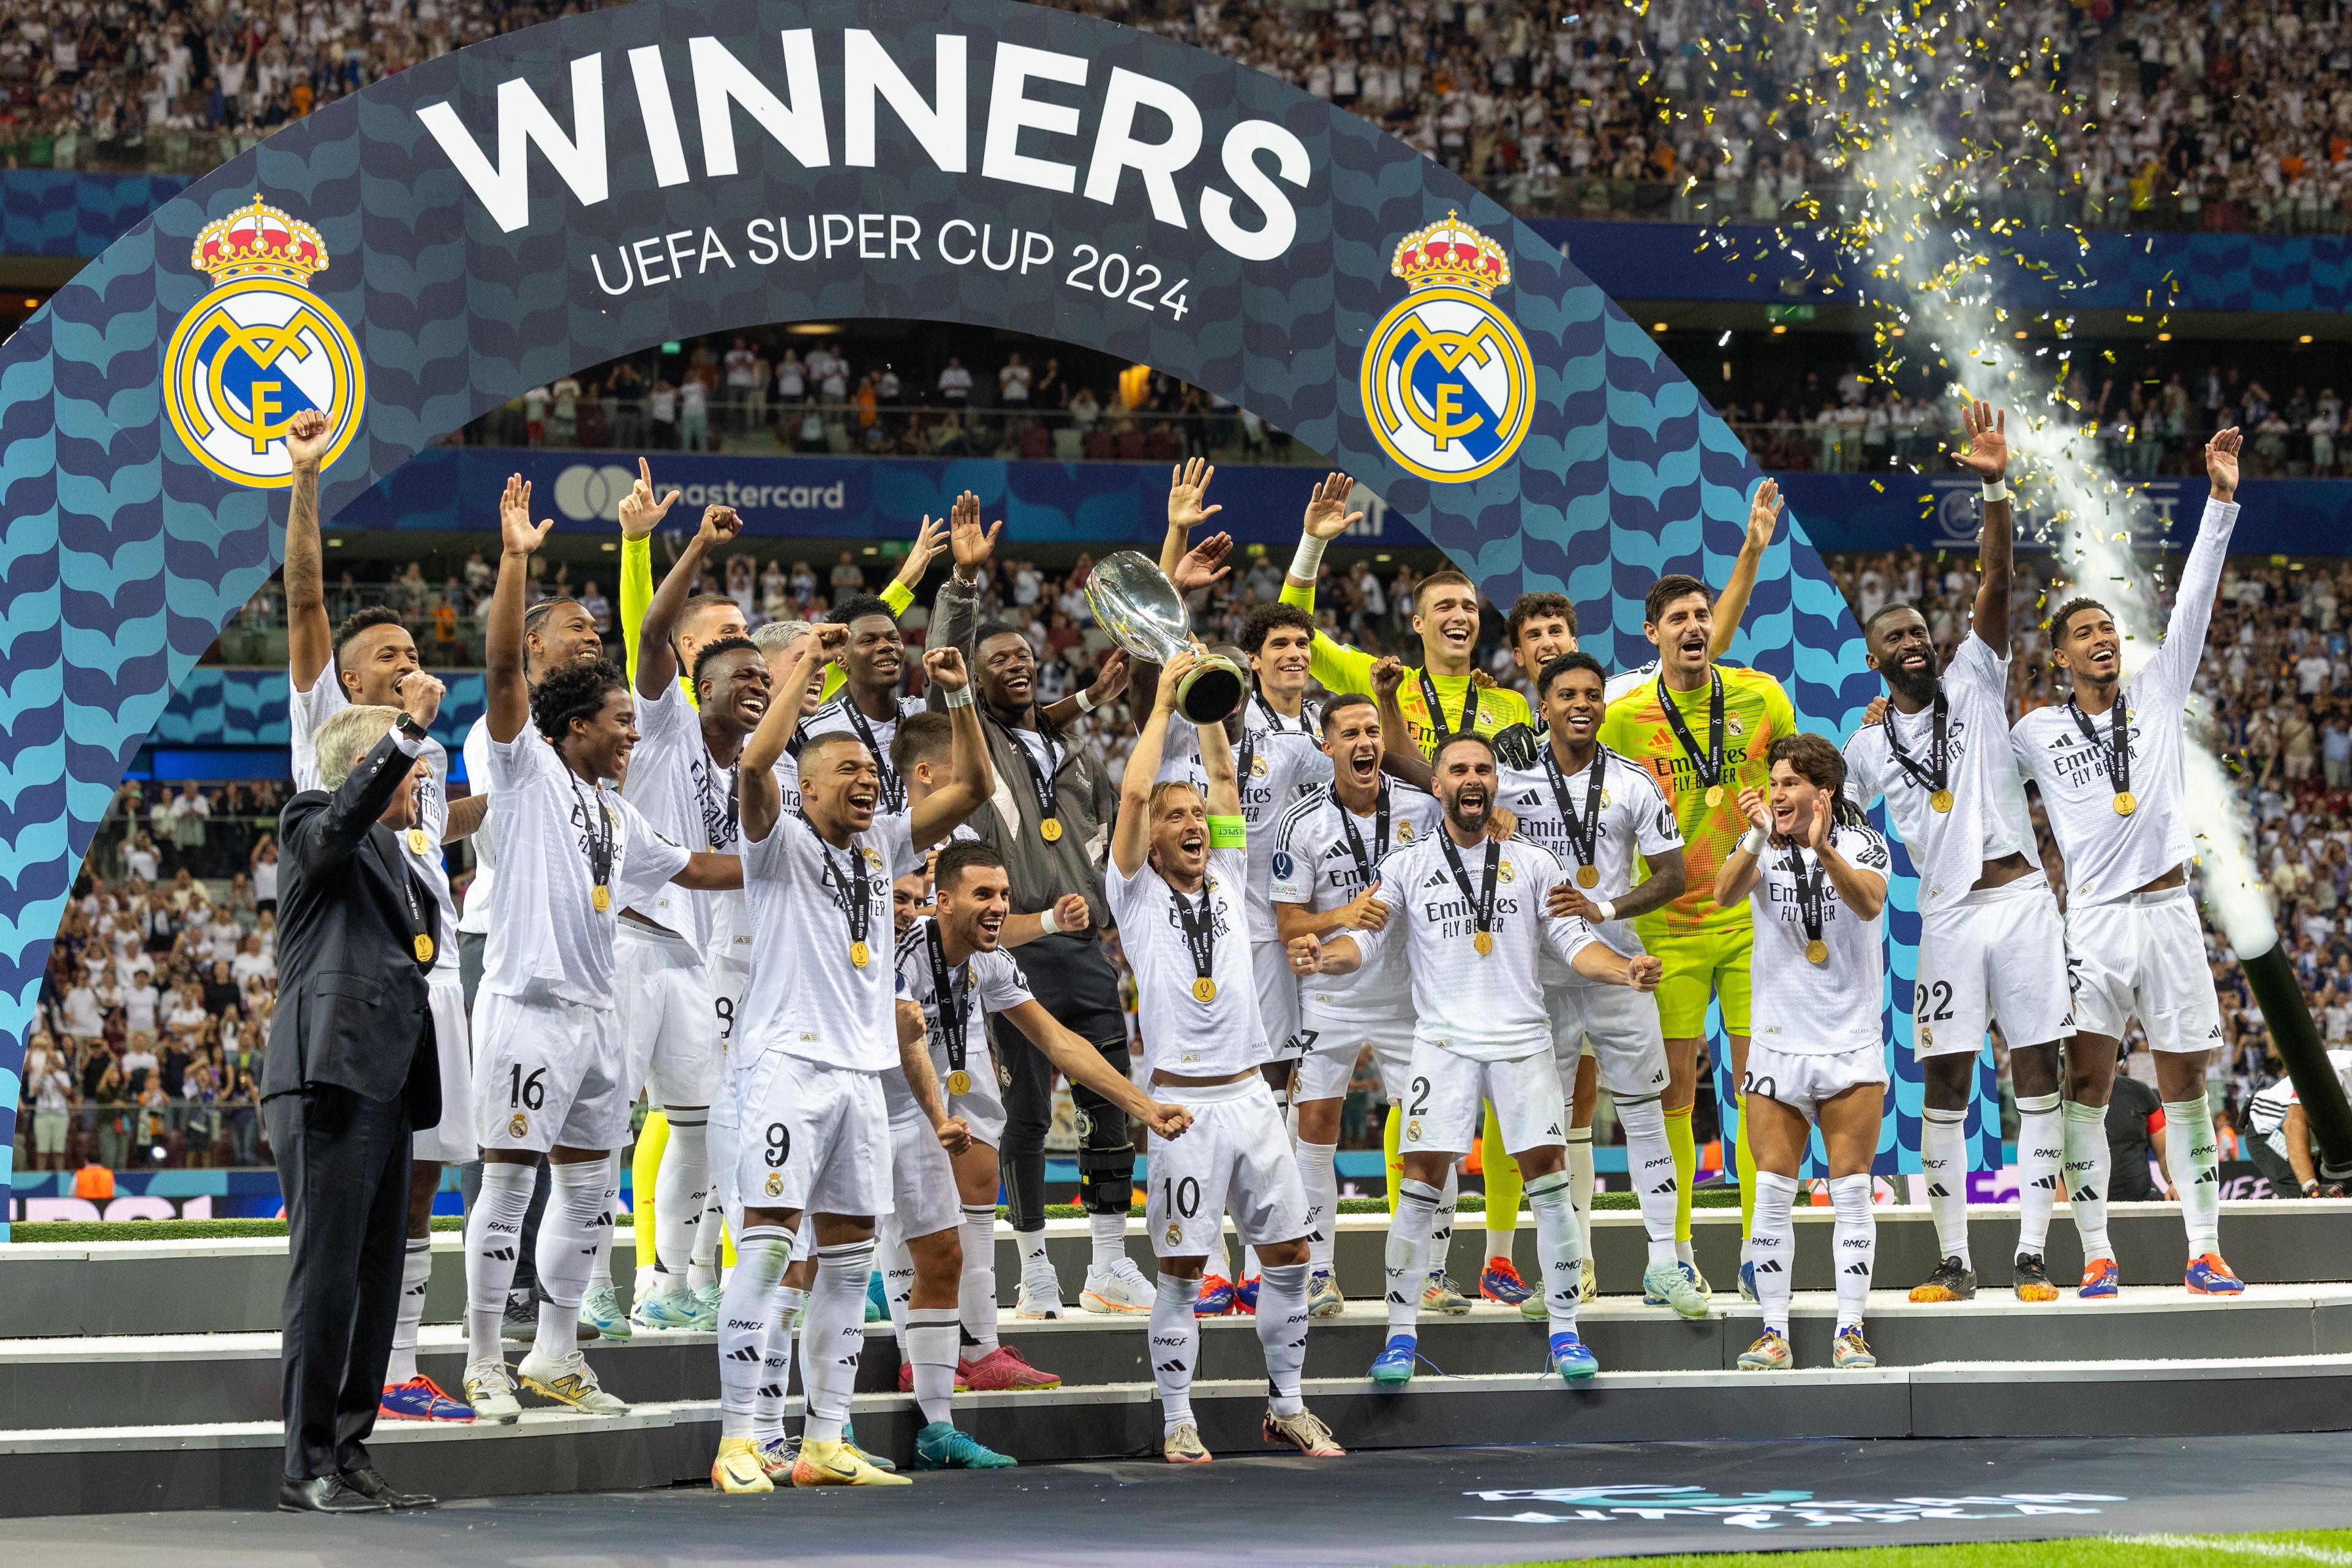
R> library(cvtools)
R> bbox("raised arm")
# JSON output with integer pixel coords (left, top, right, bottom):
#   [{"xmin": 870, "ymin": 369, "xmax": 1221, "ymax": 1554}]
[
  {"xmin": 907, "ymin": 647, "xmax": 993, "ymax": 849},
  {"xmin": 741, "ymin": 622, "xmax": 846, "ymax": 842},
  {"xmin": 1279, "ymin": 472, "xmax": 1376, "ymax": 694},
  {"xmin": 2150, "ymin": 427, "xmax": 2242, "ymax": 698},
  {"xmin": 615, "ymin": 456, "xmax": 682, "ymax": 688},
  {"xmin": 636, "ymin": 504, "xmax": 742, "ymax": 699},
  {"xmin": 1943, "ymin": 399, "xmax": 2013, "ymax": 649},
  {"xmin": 486, "ymin": 475, "xmax": 552, "ymax": 745},
  {"xmin": 1371, "ymin": 655, "xmax": 1434, "ymax": 789},
  {"xmin": 1713, "ymin": 786, "xmax": 1773, "ymax": 907},
  {"xmin": 1114, "ymin": 653, "xmax": 1196, "ymax": 877},
  {"xmin": 1160, "ymin": 457, "xmax": 1223, "ymax": 581},
  {"xmin": 291, "ymin": 680, "xmax": 439, "ymax": 873},
  {"xmin": 282, "ymin": 408, "xmax": 339, "ymax": 691},
  {"xmin": 926, "ymin": 491, "xmax": 1000, "ymax": 712},
  {"xmin": 441, "ymin": 791, "xmax": 491, "ymax": 845},
  {"xmin": 1709, "ymin": 478, "xmax": 1781, "ymax": 657},
  {"xmin": 1197, "ymin": 707, "xmax": 1241, "ymax": 820},
  {"xmin": 886, "ymin": 510, "xmax": 947, "ymax": 612}
]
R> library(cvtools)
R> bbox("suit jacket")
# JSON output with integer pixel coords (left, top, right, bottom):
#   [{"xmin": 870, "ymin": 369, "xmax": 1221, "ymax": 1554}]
[{"xmin": 262, "ymin": 729, "xmax": 441, "ymax": 1126}]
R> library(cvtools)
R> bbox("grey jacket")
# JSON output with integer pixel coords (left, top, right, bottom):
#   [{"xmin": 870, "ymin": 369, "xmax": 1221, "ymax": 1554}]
[{"xmin": 929, "ymin": 572, "xmax": 1118, "ymax": 927}]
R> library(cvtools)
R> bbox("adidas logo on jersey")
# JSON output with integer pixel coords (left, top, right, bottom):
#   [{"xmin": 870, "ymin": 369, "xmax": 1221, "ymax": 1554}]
[{"xmin": 1424, "ymin": 869, "xmax": 1451, "ymax": 889}]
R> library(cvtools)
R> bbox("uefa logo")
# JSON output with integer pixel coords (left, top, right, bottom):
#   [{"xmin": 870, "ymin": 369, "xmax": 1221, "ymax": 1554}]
[
  {"xmin": 1359, "ymin": 212, "xmax": 1533, "ymax": 485},
  {"xmin": 164, "ymin": 195, "xmax": 365, "ymax": 489}
]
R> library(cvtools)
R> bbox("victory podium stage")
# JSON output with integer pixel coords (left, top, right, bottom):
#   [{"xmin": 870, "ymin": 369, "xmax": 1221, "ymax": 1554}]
[{"xmin": 4, "ymin": 1200, "xmax": 2350, "ymax": 1517}]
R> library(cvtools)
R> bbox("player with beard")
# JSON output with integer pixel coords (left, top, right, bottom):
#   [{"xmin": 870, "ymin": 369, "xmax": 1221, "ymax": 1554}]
[
  {"xmin": 1112, "ymin": 652, "xmax": 1339, "ymax": 1464},
  {"xmin": 930, "ymin": 495, "xmax": 1139, "ymax": 1322},
  {"xmin": 804, "ymin": 593, "xmax": 928, "ymax": 813},
  {"xmin": 1292, "ymin": 732, "xmax": 1662, "ymax": 1386},
  {"xmin": 1846, "ymin": 402, "xmax": 2073, "ymax": 1305},
  {"xmin": 1599, "ymin": 492, "xmax": 1797, "ymax": 1306},
  {"xmin": 279, "ymin": 408, "xmax": 483, "ymax": 1423},
  {"xmin": 1501, "ymin": 652, "xmax": 1702, "ymax": 1317},
  {"xmin": 616, "ymin": 502, "xmax": 772, "ymax": 1334},
  {"xmin": 888, "ymin": 842, "xmax": 1194, "ymax": 1465},
  {"xmin": 462, "ymin": 478, "xmax": 744, "ymax": 1427},
  {"xmin": 1270, "ymin": 694, "xmax": 1444, "ymax": 1316},
  {"xmin": 2010, "ymin": 428, "xmax": 2248, "ymax": 1298},
  {"xmin": 1714, "ymin": 736, "xmax": 1893, "ymax": 1373}
]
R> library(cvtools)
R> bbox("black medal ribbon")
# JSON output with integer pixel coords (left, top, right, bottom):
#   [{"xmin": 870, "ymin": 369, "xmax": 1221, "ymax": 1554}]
[
  {"xmin": 694, "ymin": 742, "xmax": 740, "ymax": 851},
  {"xmin": 1543, "ymin": 747, "xmax": 1605, "ymax": 873},
  {"xmin": 382, "ymin": 834, "xmax": 434, "ymax": 968},
  {"xmin": 1172, "ymin": 884, "xmax": 1219, "ymax": 992},
  {"xmin": 1654, "ymin": 668, "xmax": 1726, "ymax": 794},
  {"xmin": 1333, "ymin": 778, "xmax": 1392, "ymax": 887},
  {"xmin": 924, "ymin": 921, "xmax": 971, "ymax": 1079},
  {"xmin": 1417, "ymin": 668, "xmax": 1478, "ymax": 747},
  {"xmin": 568, "ymin": 777, "xmax": 616, "ymax": 889},
  {"xmin": 1881, "ymin": 690, "xmax": 1949, "ymax": 797},
  {"xmin": 1233, "ymin": 723, "xmax": 1259, "ymax": 797},
  {"xmin": 1439, "ymin": 832, "xmax": 1499, "ymax": 941},
  {"xmin": 2066, "ymin": 690, "xmax": 2132, "ymax": 799},
  {"xmin": 807, "ymin": 820, "xmax": 873, "ymax": 951},
  {"xmin": 1785, "ymin": 846, "xmax": 1828, "ymax": 949},
  {"xmin": 1254, "ymin": 692, "xmax": 1319, "ymax": 741},
  {"xmin": 838, "ymin": 699, "xmax": 907, "ymax": 813},
  {"xmin": 995, "ymin": 715, "xmax": 1061, "ymax": 826}
]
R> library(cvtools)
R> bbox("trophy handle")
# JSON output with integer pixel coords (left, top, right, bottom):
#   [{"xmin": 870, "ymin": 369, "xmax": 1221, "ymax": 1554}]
[{"xmin": 1176, "ymin": 655, "xmax": 1247, "ymax": 727}]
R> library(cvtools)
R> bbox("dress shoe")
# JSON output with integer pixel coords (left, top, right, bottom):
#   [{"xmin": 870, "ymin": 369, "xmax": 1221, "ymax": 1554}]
[
  {"xmin": 340, "ymin": 1465, "xmax": 437, "ymax": 1510},
  {"xmin": 277, "ymin": 1474, "xmax": 390, "ymax": 1514}
]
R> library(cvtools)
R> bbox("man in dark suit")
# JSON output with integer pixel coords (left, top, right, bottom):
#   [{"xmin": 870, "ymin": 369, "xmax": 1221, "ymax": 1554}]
[{"xmin": 263, "ymin": 677, "xmax": 448, "ymax": 1514}]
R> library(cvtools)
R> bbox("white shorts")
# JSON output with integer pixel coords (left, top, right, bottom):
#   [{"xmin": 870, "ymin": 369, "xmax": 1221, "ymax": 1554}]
[
  {"xmin": 707, "ymin": 957, "xmax": 750, "ymax": 1234},
  {"xmin": 470, "ymin": 990, "xmax": 631, "ymax": 1153},
  {"xmin": 1398, "ymin": 1039, "xmax": 1566, "ymax": 1157},
  {"xmin": 2064, "ymin": 889, "xmax": 2225, "ymax": 1055},
  {"xmin": 1741, "ymin": 1039, "xmax": 1888, "ymax": 1124},
  {"xmin": 1549, "ymin": 981, "xmax": 1670, "ymax": 1100},
  {"xmin": 888, "ymin": 1101, "xmax": 963, "ymax": 1241},
  {"xmin": 1253, "ymin": 937, "xmax": 1299, "ymax": 1058},
  {"xmin": 616, "ymin": 922, "xmax": 720, "ymax": 1110},
  {"xmin": 1145, "ymin": 1076, "xmax": 1309, "ymax": 1259},
  {"xmin": 412, "ymin": 970, "xmax": 475, "ymax": 1164},
  {"xmin": 1915, "ymin": 877, "xmax": 2073, "ymax": 1060},
  {"xmin": 733, "ymin": 1050, "xmax": 893, "ymax": 1220},
  {"xmin": 1291, "ymin": 1013, "xmax": 1415, "ymax": 1105}
]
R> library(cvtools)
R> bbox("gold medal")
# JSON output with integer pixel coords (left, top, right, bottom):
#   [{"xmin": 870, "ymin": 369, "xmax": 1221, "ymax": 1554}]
[
  {"xmin": 406, "ymin": 827, "xmax": 428, "ymax": 854},
  {"xmin": 1473, "ymin": 930, "xmax": 1493, "ymax": 957},
  {"xmin": 1805, "ymin": 938, "xmax": 1828, "ymax": 965},
  {"xmin": 1929, "ymin": 789, "xmax": 1954, "ymax": 815},
  {"xmin": 413, "ymin": 934, "xmax": 435, "ymax": 964},
  {"xmin": 2113, "ymin": 791, "xmax": 2137, "ymax": 816},
  {"xmin": 851, "ymin": 940, "xmax": 872, "ymax": 968},
  {"xmin": 1191, "ymin": 976, "xmax": 1218, "ymax": 1003},
  {"xmin": 946, "ymin": 1069, "xmax": 973, "ymax": 1096},
  {"xmin": 591, "ymin": 885, "xmax": 610, "ymax": 913},
  {"xmin": 1577, "ymin": 865, "xmax": 1599, "ymax": 889},
  {"xmin": 1705, "ymin": 784, "xmax": 1724, "ymax": 809},
  {"xmin": 1040, "ymin": 816, "xmax": 1063, "ymax": 843}
]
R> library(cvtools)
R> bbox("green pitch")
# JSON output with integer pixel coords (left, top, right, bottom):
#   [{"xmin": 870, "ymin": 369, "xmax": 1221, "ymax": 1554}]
[{"xmin": 1468, "ymin": 1530, "xmax": 2352, "ymax": 1567}]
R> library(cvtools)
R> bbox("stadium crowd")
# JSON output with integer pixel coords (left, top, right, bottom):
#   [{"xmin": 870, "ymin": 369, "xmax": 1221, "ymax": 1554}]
[{"xmin": 7, "ymin": 0, "xmax": 2352, "ymax": 235}]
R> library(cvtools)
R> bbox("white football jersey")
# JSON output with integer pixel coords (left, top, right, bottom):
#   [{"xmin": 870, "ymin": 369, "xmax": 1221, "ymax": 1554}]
[
  {"xmin": 802, "ymin": 692, "xmax": 927, "ymax": 810},
  {"xmin": 1845, "ymin": 632, "xmax": 2038, "ymax": 916},
  {"xmin": 1105, "ymin": 845, "xmax": 1265, "ymax": 1077},
  {"xmin": 458, "ymin": 716, "xmax": 497, "ymax": 937},
  {"xmin": 1269, "ymin": 780, "xmax": 1443, "ymax": 1027},
  {"xmin": 480, "ymin": 728, "xmax": 690, "ymax": 1009},
  {"xmin": 1499, "ymin": 744, "xmax": 1682, "ymax": 976},
  {"xmin": 739, "ymin": 810, "xmax": 919, "ymax": 1072},
  {"xmin": 1156, "ymin": 706, "xmax": 1332, "ymax": 942},
  {"xmin": 2010, "ymin": 498, "xmax": 2237, "ymax": 905},
  {"xmin": 289, "ymin": 656, "xmax": 458, "ymax": 970},
  {"xmin": 622, "ymin": 679, "xmax": 744, "ymax": 957},
  {"xmin": 1747, "ymin": 821, "xmax": 1892, "ymax": 1058},
  {"xmin": 1351, "ymin": 832, "xmax": 1598, "ymax": 1061},
  {"xmin": 889, "ymin": 916, "xmax": 1033, "ymax": 1111}
]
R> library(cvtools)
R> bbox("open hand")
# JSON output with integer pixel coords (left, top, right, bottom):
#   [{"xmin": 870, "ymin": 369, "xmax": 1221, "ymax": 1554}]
[
  {"xmin": 1746, "ymin": 476, "xmax": 1782, "ymax": 549},
  {"xmin": 1302, "ymin": 471, "xmax": 1362, "ymax": 541},
  {"xmin": 949, "ymin": 490, "xmax": 1003, "ymax": 576},
  {"xmin": 1738, "ymin": 785, "xmax": 1773, "ymax": 837},
  {"xmin": 1172, "ymin": 532, "xmax": 1234, "ymax": 597},
  {"xmin": 1955, "ymin": 399, "xmax": 2008, "ymax": 481},
  {"xmin": 499, "ymin": 473, "xmax": 553, "ymax": 557},
  {"xmin": 1167, "ymin": 456, "xmax": 1222, "ymax": 535},
  {"xmin": 2206, "ymin": 426, "xmax": 2241, "ymax": 502}
]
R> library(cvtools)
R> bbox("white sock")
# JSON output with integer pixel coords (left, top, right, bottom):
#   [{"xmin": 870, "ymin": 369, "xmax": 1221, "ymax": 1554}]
[
  {"xmin": 1921, "ymin": 1107, "xmax": 1970, "ymax": 1268},
  {"xmin": 1829, "ymin": 1172, "xmax": 1875, "ymax": 1332},
  {"xmin": 1616, "ymin": 1094, "xmax": 1679, "ymax": 1268},
  {"xmin": 1240, "ymin": 1242, "xmax": 1262, "ymax": 1281},
  {"xmin": 1427, "ymin": 1165, "xmax": 1459, "ymax": 1281},
  {"xmin": 1527, "ymin": 1170, "xmax": 1583, "ymax": 1336},
  {"xmin": 2014, "ymin": 1092, "xmax": 2064, "ymax": 1257},
  {"xmin": 1566, "ymin": 1125, "xmax": 1595, "ymax": 1262},
  {"xmin": 654, "ymin": 1112, "xmax": 708, "ymax": 1292},
  {"xmin": 1254, "ymin": 1262, "xmax": 1310, "ymax": 1417},
  {"xmin": 1484, "ymin": 1185, "xmax": 1517, "ymax": 1264},
  {"xmin": 2064, "ymin": 1101, "xmax": 2114, "ymax": 1262},
  {"xmin": 534, "ymin": 1159, "xmax": 606, "ymax": 1362},
  {"xmin": 1676, "ymin": 1236, "xmax": 1695, "ymax": 1268},
  {"xmin": 1089, "ymin": 1210, "xmax": 1128, "ymax": 1272},
  {"xmin": 1386, "ymin": 1178, "xmax": 1441, "ymax": 1337},
  {"xmin": 1295, "ymin": 1138, "xmax": 1339, "ymax": 1276},
  {"xmin": 583, "ymin": 1152, "xmax": 619, "ymax": 1294},
  {"xmin": 907, "ymin": 1306, "xmax": 961, "ymax": 1426},
  {"xmin": 1749, "ymin": 1170, "xmax": 1798, "ymax": 1336},
  {"xmin": 465, "ymin": 1161, "xmax": 536, "ymax": 1363},
  {"xmin": 691, "ymin": 1180, "xmax": 725, "ymax": 1292},
  {"xmin": 959, "ymin": 1205, "xmax": 1000, "ymax": 1355},
  {"xmin": 1019, "ymin": 1227, "xmax": 1050, "ymax": 1281},
  {"xmin": 720, "ymin": 1226, "xmax": 790, "ymax": 1441},
  {"xmin": 1150, "ymin": 1273, "xmax": 1201, "ymax": 1434},
  {"xmin": 883, "ymin": 1227, "xmax": 916, "ymax": 1341},
  {"xmin": 755, "ymin": 1287, "xmax": 805, "ymax": 1443},
  {"xmin": 2165, "ymin": 1096, "xmax": 2223, "ymax": 1257},
  {"xmin": 799, "ymin": 1240, "xmax": 875, "ymax": 1446},
  {"xmin": 386, "ymin": 1236, "xmax": 431, "ymax": 1385}
]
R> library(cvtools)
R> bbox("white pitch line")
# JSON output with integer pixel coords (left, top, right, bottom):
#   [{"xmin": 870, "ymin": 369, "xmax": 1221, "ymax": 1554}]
[{"xmin": 2110, "ymin": 1535, "xmax": 2352, "ymax": 1566}]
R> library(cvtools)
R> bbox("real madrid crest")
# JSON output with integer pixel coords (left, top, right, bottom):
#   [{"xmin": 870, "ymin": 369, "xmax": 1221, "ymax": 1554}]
[
  {"xmin": 164, "ymin": 195, "xmax": 365, "ymax": 488},
  {"xmin": 1359, "ymin": 212, "xmax": 1534, "ymax": 484}
]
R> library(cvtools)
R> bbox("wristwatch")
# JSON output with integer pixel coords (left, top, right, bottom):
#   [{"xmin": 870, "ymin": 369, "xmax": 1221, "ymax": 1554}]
[{"xmin": 395, "ymin": 714, "xmax": 431, "ymax": 744}]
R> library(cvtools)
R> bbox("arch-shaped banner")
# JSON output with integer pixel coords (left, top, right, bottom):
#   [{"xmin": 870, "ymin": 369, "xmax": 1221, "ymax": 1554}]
[{"xmin": 0, "ymin": 0, "xmax": 1951, "ymax": 1206}]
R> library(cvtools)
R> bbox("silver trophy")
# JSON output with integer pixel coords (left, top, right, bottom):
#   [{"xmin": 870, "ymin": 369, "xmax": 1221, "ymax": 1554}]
[{"xmin": 1084, "ymin": 551, "xmax": 1246, "ymax": 725}]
